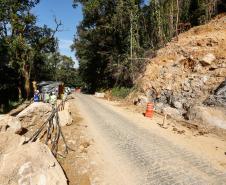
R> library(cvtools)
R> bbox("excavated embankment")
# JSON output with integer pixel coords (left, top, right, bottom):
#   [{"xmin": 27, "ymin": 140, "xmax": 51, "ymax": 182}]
[{"xmin": 132, "ymin": 14, "xmax": 226, "ymax": 130}]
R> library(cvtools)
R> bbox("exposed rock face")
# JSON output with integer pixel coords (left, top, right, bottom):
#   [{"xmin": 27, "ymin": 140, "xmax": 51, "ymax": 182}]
[
  {"xmin": 133, "ymin": 15, "xmax": 226, "ymax": 129},
  {"xmin": 204, "ymin": 79, "xmax": 226, "ymax": 107},
  {"xmin": 173, "ymin": 101, "xmax": 183, "ymax": 109},
  {"xmin": 0, "ymin": 115, "xmax": 22, "ymax": 134},
  {"xmin": 0, "ymin": 132, "xmax": 67, "ymax": 185},
  {"xmin": 16, "ymin": 102, "xmax": 52, "ymax": 128}
]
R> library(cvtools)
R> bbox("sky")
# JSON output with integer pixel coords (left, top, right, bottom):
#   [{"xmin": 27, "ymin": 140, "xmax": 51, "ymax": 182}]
[{"xmin": 32, "ymin": 0, "xmax": 83, "ymax": 68}]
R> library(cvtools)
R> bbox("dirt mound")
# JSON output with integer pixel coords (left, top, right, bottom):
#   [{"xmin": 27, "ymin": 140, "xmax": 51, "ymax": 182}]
[
  {"xmin": 134, "ymin": 14, "xmax": 226, "ymax": 129},
  {"xmin": 0, "ymin": 132, "xmax": 67, "ymax": 185}
]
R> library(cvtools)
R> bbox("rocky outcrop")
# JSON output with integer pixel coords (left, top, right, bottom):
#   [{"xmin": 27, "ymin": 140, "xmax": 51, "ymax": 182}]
[
  {"xmin": 0, "ymin": 115, "xmax": 22, "ymax": 134},
  {"xmin": 0, "ymin": 132, "xmax": 67, "ymax": 185},
  {"xmin": 16, "ymin": 102, "xmax": 52, "ymax": 128},
  {"xmin": 133, "ymin": 15, "xmax": 226, "ymax": 129}
]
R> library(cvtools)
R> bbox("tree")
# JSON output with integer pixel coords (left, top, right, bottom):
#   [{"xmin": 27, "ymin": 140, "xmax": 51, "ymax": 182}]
[
  {"xmin": 0, "ymin": 0, "xmax": 59, "ymax": 96},
  {"xmin": 72, "ymin": 0, "xmax": 145, "ymax": 91}
]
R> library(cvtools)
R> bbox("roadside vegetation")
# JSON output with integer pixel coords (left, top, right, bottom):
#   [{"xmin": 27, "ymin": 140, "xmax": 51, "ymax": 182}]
[{"xmin": 111, "ymin": 87, "xmax": 133, "ymax": 99}]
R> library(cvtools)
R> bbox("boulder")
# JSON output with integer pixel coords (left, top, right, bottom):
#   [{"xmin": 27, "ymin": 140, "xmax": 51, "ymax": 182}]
[
  {"xmin": 187, "ymin": 106, "xmax": 226, "ymax": 129},
  {"xmin": 204, "ymin": 80, "xmax": 226, "ymax": 107},
  {"xmin": 0, "ymin": 115, "xmax": 22, "ymax": 134},
  {"xmin": 162, "ymin": 106, "xmax": 183, "ymax": 119},
  {"xmin": 58, "ymin": 110, "xmax": 73, "ymax": 126},
  {"xmin": 0, "ymin": 132, "xmax": 67, "ymax": 185},
  {"xmin": 16, "ymin": 102, "xmax": 52, "ymax": 128},
  {"xmin": 215, "ymin": 80, "xmax": 226, "ymax": 96},
  {"xmin": 200, "ymin": 53, "xmax": 216, "ymax": 66}
]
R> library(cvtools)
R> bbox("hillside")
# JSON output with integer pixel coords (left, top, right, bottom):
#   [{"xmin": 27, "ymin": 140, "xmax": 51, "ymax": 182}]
[{"xmin": 134, "ymin": 14, "xmax": 226, "ymax": 129}]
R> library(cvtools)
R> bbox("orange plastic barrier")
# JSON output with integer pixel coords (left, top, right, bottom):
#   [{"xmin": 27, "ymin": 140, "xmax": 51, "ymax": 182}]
[{"xmin": 145, "ymin": 102, "xmax": 154, "ymax": 118}]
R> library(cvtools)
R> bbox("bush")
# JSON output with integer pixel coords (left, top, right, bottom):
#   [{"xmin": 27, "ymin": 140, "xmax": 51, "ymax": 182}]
[{"xmin": 111, "ymin": 87, "xmax": 132, "ymax": 99}]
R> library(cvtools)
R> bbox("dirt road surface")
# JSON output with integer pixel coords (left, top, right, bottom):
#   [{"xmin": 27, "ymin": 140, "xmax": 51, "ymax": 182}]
[{"xmin": 74, "ymin": 93, "xmax": 226, "ymax": 185}]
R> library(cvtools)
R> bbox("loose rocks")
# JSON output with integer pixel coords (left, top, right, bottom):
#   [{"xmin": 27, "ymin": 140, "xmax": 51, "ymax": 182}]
[{"xmin": 200, "ymin": 53, "xmax": 216, "ymax": 66}]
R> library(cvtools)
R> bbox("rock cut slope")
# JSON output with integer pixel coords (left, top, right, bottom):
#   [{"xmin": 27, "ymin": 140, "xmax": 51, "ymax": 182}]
[{"xmin": 135, "ymin": 14, "xmax": 226, "ymax": 128}]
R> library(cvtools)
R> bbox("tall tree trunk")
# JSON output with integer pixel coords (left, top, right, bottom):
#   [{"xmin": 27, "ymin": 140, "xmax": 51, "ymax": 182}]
[
  {"xmin": 176, "ymin": 0, "xmax": 179, "ymax": 41},
  {"xmin": 18, "ymin": 86, "xmax": 22, "ymax": 99},
  {"xmin": 23, "ymin": 65, "xmax": 30, "ymax": 99},
  {"xmin": 154, "ymin": 0, "xmax": 164, "ymax": 47},
  {"xmin": 169, "ymin": 0, "xmax": 174, "ymax": 38}
]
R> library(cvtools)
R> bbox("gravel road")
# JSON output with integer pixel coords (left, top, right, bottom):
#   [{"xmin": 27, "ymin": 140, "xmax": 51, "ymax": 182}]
[{"xmin": 75, "ymin": 94, "xmax": 226, "ymax": 185}]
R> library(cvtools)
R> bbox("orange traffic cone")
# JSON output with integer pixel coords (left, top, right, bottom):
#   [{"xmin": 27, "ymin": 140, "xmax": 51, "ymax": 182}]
[{"xmin": 145, "ymin": 102, "xmax": 154, "ymax": 118}]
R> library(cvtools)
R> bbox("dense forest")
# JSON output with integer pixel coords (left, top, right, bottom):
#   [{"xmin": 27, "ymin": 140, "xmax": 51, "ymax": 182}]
[
  {"xmin": 0, "ymin": 0, "xmax": 81, "ymax": 112},
  {"xmin": 72, "ymin": 0, "xmax": 226, "ymax": 92}
]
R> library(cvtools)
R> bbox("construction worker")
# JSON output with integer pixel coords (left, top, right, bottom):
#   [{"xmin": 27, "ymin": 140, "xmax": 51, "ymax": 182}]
[
  {"xmin": 63, "ymin": 91, "xmax": 67, "ymax": 101},
  {"xmin": 34, "ymin": 90, "xmax": 39, "ymax": 102},
  {"xmin": 50, "ymin": 92, "xmax": 57, "ymax": 107},
  {"xmin": 44, "ymin": 92, "xmax": 50, "ymax": 103}
]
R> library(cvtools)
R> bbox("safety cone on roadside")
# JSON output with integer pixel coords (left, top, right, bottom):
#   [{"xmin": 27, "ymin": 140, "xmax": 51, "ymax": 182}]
[{"xmin": 145, "ymin": 102, "xmax": 154, "ymax": 118}]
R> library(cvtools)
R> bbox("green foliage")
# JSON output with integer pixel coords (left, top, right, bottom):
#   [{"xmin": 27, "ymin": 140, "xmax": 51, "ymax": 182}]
[
  {"xmin": 72, "ymin": 0, "xmax": 222, "ymax": 92},
  {"xmin": 55, "ymin": 55, "xmax": 81, "ymax": 87},
  {"xmin": 0, "ymin": 0, "xmax": 60, "ymax": 111},
  {"xmin": 40, "ymin": 53, "xmax": 82, "ymax": 87},
  {"xmin": 111, "ymin": 87, "xmax": 132, "ymax": 99}
]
